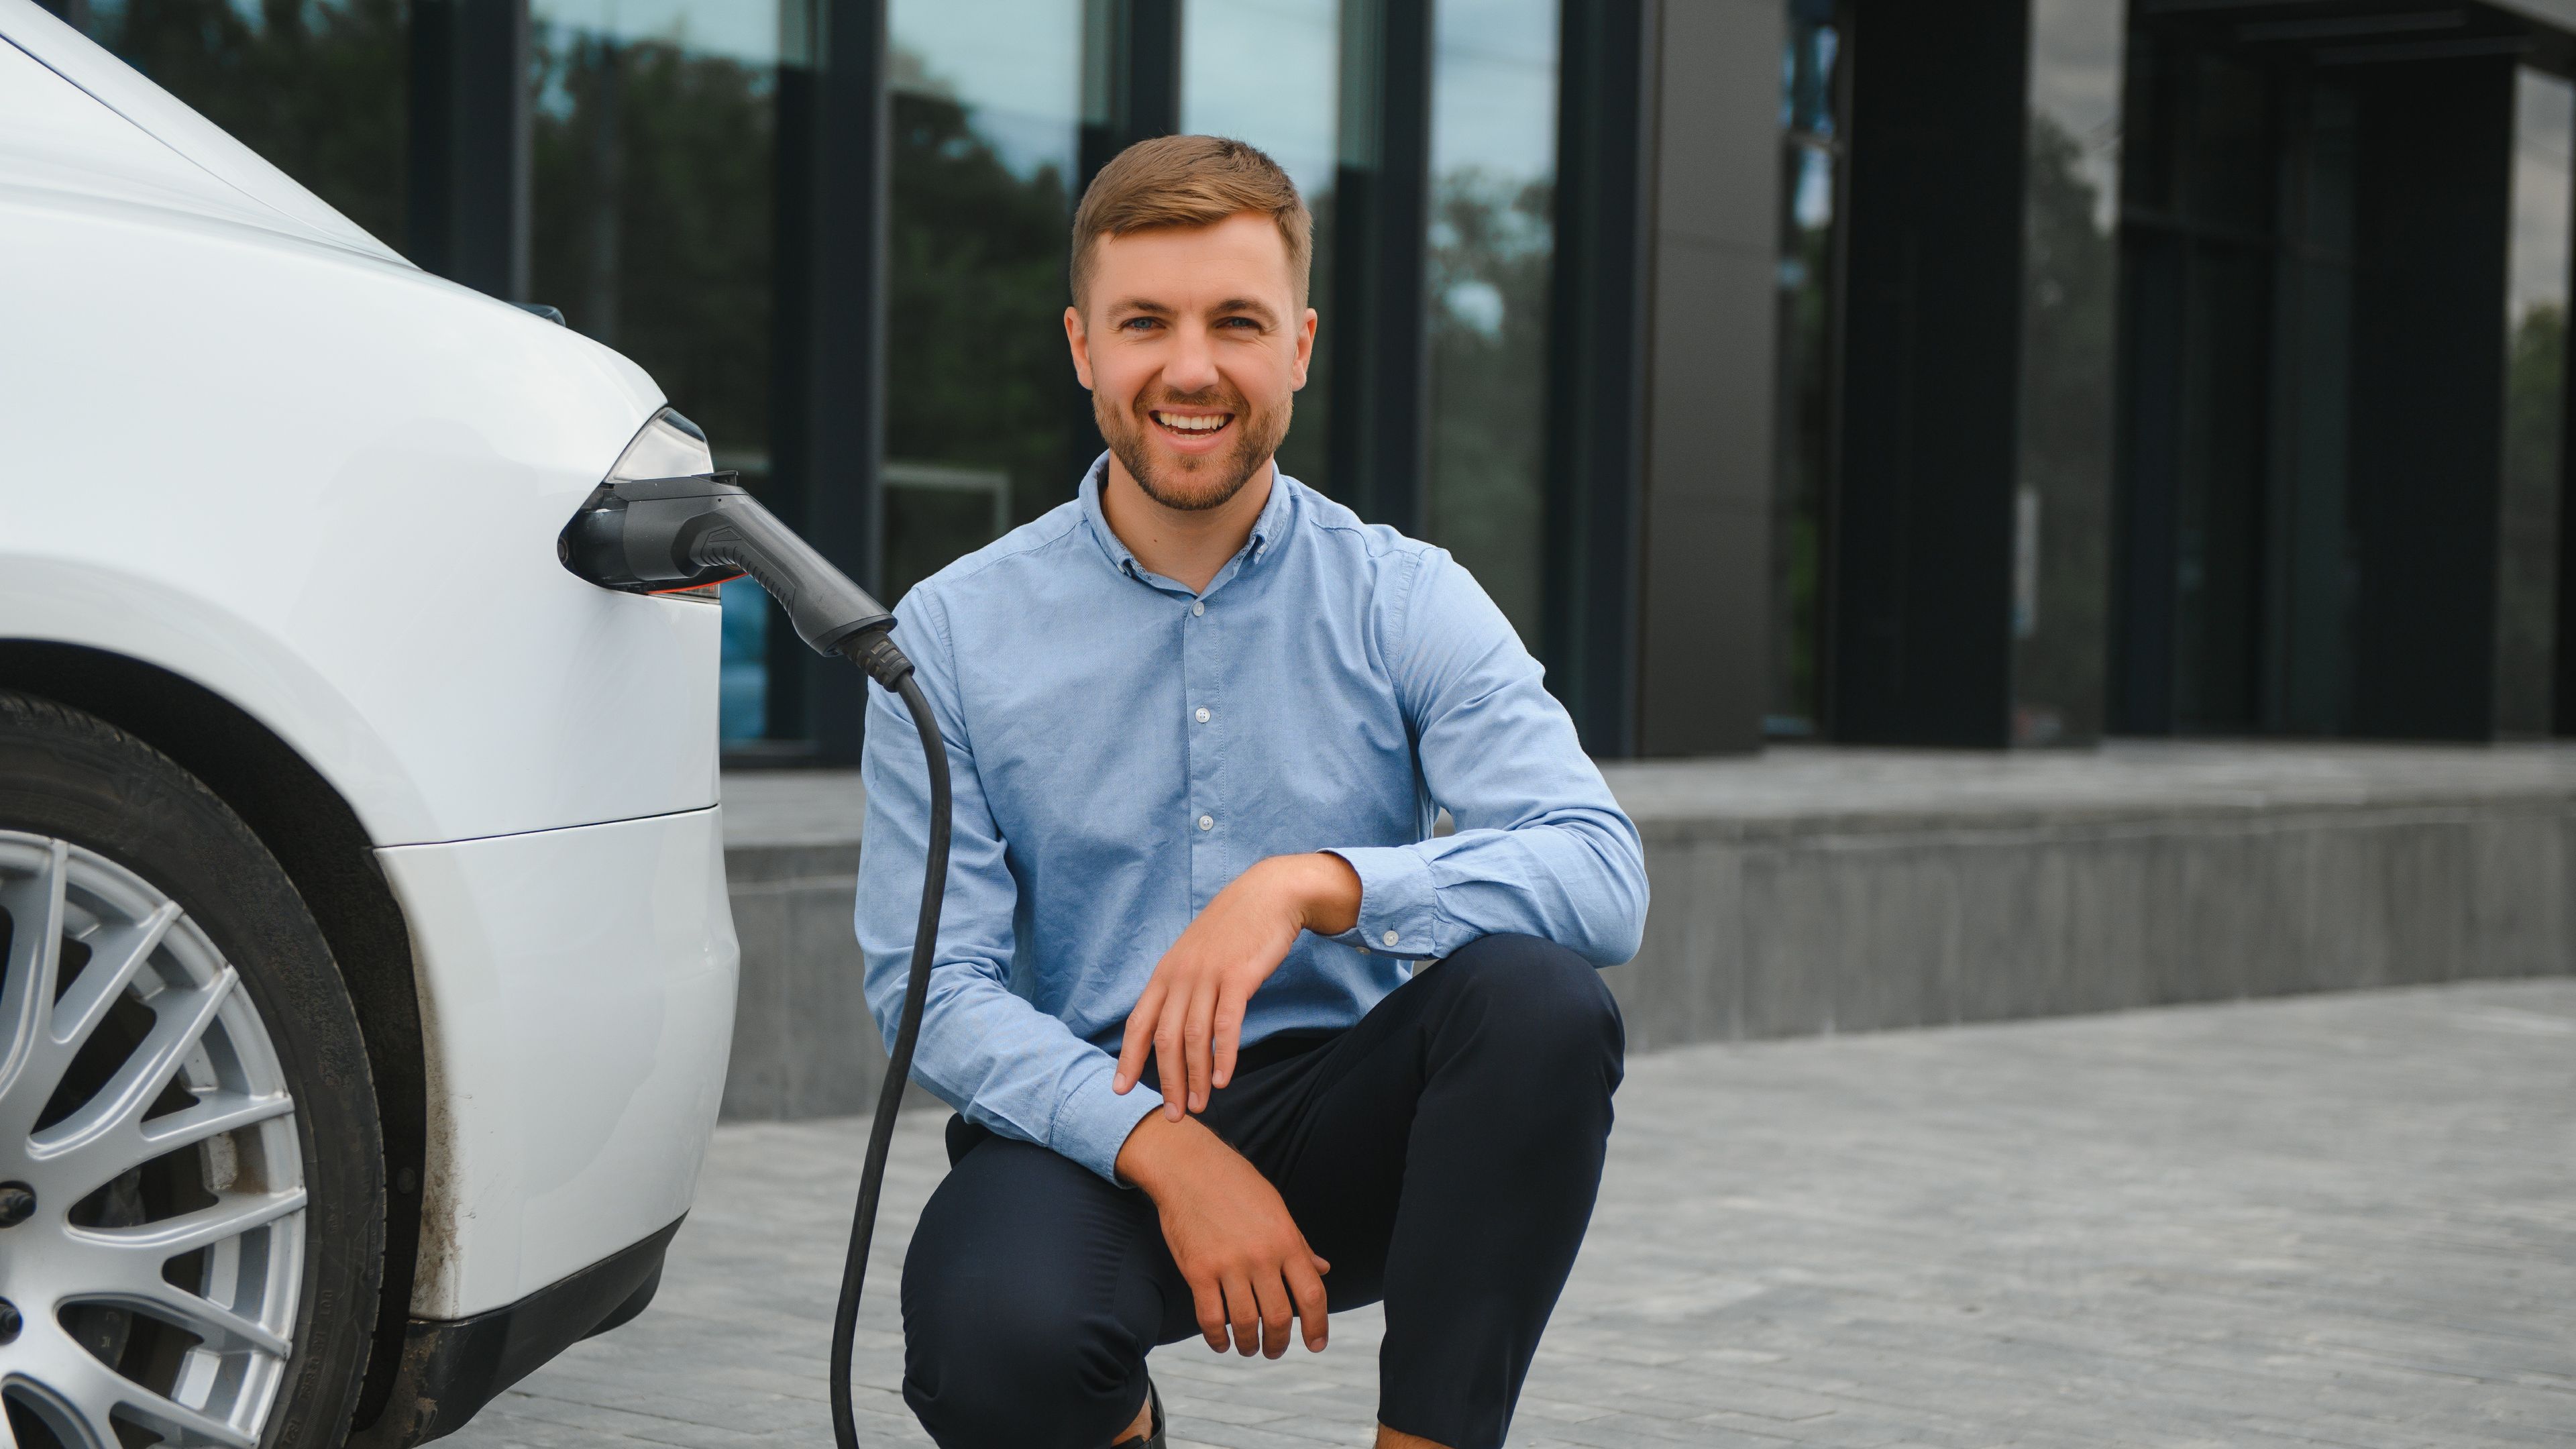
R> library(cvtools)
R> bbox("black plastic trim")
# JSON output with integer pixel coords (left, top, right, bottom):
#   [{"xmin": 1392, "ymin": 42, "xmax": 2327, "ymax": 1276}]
[{"xmin": 348, "ymin": 1217, "xmax": 684, "ymax": 1449}]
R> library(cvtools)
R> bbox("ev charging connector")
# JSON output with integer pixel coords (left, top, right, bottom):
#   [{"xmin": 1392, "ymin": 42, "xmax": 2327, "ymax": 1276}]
[
  {"xmin": 559, "ymin": 473, "xmax": 914, "ymax": 686},
  {"xmin": 560, "ymin": 442, "xmax": 949, "ymax": 1449}
]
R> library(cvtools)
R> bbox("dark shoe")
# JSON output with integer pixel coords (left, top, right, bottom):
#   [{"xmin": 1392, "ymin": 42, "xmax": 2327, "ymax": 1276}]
[{"xmin": 1112, "ymin": 1377, "xmax": 1165, "ymax": 1449}]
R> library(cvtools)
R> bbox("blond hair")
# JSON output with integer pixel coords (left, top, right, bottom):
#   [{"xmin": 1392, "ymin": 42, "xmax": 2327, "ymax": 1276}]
[{"xmin": 1069, "ymin": 134, "xmax": 1313, "ymax": 311}]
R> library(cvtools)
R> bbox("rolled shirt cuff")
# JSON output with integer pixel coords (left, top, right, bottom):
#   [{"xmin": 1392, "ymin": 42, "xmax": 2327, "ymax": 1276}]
[
  {"xmin": 1322, "ymin": 845, "xmax": 1445, "ymax": 959},
  {"xmin": 1051, "ymin": 1053, "xmax": 1169, "ymax": 1182}
]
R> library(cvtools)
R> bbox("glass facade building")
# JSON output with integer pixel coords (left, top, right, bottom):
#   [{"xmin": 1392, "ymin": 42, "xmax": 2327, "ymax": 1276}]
[{"xmin": 48, "ymin": 0, "xmax": 2576, "ymax": 757}]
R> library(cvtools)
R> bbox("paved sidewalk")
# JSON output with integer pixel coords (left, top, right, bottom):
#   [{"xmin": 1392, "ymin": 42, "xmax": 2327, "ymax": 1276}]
[{"xmin": 448, "ymin": 980, "xmax": 2576, "ymax": 1449}]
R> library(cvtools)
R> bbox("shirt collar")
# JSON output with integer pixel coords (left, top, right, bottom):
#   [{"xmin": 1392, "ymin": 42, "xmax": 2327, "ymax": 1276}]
[
  {"xmin": 1077, "ymin": 452, "xmax": 1299, "ymax": 592},
  {"xmin": 1077, "ymin": 453, "xmax": 1140, "ymax": 576}
]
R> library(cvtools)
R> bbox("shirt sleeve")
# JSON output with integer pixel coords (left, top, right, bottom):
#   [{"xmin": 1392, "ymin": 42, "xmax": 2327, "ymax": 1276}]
[
  {"xmin": 854, "ymin": 590, "xmax": 1163, "ymax": 1181},
  {"xmin": 1322, "ymin": 547, "xmax": 1649, "ymax": 967}
]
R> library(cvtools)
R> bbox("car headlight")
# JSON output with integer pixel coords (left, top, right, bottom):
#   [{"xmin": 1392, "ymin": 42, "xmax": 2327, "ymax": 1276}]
[
  {"xmin": 611, "ymin": 406, "xmax": 716, "ymax": 482},
  {"xmin": 559, "ymin": 407, "xmax": 730, "ymax": 600}
]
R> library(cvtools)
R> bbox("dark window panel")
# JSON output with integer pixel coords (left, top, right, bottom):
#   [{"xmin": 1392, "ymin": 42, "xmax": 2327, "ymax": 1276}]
[
  {"xmin": 881, "ymin": 1, "xmax": 1085, "ymax": 602},
  {"xmin": 1423, "ymin": 0, "xmax": 1560, "ymax": 645}
]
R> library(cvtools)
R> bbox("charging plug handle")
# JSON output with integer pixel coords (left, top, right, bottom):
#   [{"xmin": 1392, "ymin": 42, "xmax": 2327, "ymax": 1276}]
[
  {"xmin": 560, "ymin": 472, "xmax": 937, "ymax": 1449},
  {"xmin": 559, "ymin": 476, "xmax": 907, "ymax": 681}
]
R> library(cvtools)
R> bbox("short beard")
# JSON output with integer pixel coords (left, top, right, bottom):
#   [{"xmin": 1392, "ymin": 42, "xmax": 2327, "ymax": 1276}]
[{"xmin": 1097, "ymin": 386, "xmax": 1291, "ymax": 513}]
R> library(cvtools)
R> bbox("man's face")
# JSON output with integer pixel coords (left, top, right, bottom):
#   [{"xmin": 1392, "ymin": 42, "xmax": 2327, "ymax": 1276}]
[{"xmin": 1065, "ymin": 211, "xmax": 1317, "ymax": 511}]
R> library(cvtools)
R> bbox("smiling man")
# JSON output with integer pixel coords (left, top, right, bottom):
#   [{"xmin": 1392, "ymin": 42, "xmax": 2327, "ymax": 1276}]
[{"xmin": 855, "ymin": 136, "xmax": 1648, "ymax": 1449}]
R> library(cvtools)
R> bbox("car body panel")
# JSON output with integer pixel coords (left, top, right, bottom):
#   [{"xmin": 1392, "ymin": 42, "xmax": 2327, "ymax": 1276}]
[
  {"xmin": 378, "ymin": 806, "xmax": 738, "ymax": 1319},
  {"xmin": 0, "ymin": 40, "xmax": 721, "ymax": 845},
  {"xmin": 3, "ymin": 0, "xmax": 403, "ymax": 262},
  {"xmin": 0, "ymin": 0, "xmax": 743, "ymax": 1362},
  {"xmin": 0, "ymin": 36, "xmax": 296, "ymax": 239}
]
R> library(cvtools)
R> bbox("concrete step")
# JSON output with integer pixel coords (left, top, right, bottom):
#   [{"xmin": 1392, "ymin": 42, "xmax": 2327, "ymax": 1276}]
[{"xmin": 715, "ymin": 743, "xmax": 2576, "ymax": 1121}]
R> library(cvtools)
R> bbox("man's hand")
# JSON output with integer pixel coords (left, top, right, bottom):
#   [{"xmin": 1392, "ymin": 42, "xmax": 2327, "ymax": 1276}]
[
  {"xmin": 1112, "ymin": 852, "xmax": 1361, "ymax": 1116},
  {"xmin": 1117, "ymin": 1112, "xmax": 1330, "ymax": 1356}
]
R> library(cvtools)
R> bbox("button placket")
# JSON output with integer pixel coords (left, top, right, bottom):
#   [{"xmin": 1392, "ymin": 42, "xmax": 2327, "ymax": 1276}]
[{"xmin": 1182, "ymin": 592, "xmax": 1224, "ymax": 910}]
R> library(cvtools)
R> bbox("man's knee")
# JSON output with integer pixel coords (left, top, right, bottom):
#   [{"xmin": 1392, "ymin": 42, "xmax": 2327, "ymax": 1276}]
[
  {"xmin": 900, "ymin": 1143, "xmax": 1148, "ymax": 1448},
  {"xmin": 902, "ymin": 1261, "xmax": 1139, "ymax": 1447},
  {"xmin": 1438, "ymin": 933, "xmax": 1625, "ymax": 1071}
]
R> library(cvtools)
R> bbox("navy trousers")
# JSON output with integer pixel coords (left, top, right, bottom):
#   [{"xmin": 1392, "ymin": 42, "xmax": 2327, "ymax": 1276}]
[{"xmin": 898, "ymin": 934, "xmax": 1625, "ymax": 1449}]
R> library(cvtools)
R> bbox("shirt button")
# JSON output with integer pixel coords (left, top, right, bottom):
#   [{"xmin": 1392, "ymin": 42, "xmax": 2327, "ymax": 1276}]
[
  {"xmin": 1382, "ymin": 929, "xmax": 1399, "ymax": 947},
  {"xmin": 1197, "ymin": 814, "xmax": 1214, "ymax": 831},
  {"xmin": 1191, "ymin": 600, "xmax": 1205, "ymax": 616},
  {"xmin": 1194, "ymin": 706, "xmax": 1211, "ymax": 723}
]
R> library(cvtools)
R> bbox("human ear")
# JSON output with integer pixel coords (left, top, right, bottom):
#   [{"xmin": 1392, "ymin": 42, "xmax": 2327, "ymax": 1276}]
[
  {"xmin": 1065, "ymin": 305, "xmax": 1094, "ymax": 390},
  {"xmin": 1289, "ymin": 307, "xmax": 1318, "ymax": 391}
]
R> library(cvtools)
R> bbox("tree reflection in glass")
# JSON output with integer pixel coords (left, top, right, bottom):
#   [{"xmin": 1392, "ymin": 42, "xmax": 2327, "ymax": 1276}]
[
  {"xmin": 74, "ymin": 0, "xmax": 407, "ymax": 245},
  {"xmin": 883, "ymin": 0, "xmax": 1084, "ymax": 605},
  {"xmin": 529, "ymin": 1, "xmax": 783, "ymax": 741},
  {"xmin": 1425, "ymin": 0, "xmax": 1560, "ymax": 645},
  {"xmin": 2498, "ymin": 68, "xmax": 2572, "ymax": 736}
]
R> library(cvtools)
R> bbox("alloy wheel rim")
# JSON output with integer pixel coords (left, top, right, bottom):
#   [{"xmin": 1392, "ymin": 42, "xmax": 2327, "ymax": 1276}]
[{"xmin": 0, "ymin": 831, "xmax": 305, "ymax": 1449}]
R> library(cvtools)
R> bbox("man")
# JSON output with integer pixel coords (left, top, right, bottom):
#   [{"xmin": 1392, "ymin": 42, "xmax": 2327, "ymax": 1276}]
[{"xmin": 855, "ymin": 135, "xmax": 1647, "ymax": 1449}]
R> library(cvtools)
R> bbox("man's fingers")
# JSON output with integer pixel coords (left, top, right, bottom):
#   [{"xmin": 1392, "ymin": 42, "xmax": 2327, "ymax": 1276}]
[
  {"xmin": 1152, "ymin": 998, "xmax": 1187, "ymax": 1121},
  {"xmin": 1181, "ymin": 979, "xmax": 1217, "ymax": 1114},
  {"xmin": 1114, "ymin": 979, "xmax": 1166, "ymax": 1092},
  {"xmin": 1285, "ymin": 1255, "xmax": 1330, "ymax": 1352},
  {"xmin": 1251, "ymin": 1273, "xmax": 1295, "ymax": 1360},
  {"xmin": 1221, "ymin": 1273, "xmax": 1260, "ymax": 1356},
  {"xmin": 1188, "ymin": 1272, "xmax": 1228, "ymax": 1352},
  {"xmin": 1210, "ymin": 980, "xmax": 1249, "ymax": 1089}
]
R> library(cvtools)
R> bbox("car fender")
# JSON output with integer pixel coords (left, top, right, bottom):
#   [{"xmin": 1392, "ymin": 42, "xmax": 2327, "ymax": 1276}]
[{"xmin": 1, "ymin": 178, "xmax": 719, "ymax": 845}]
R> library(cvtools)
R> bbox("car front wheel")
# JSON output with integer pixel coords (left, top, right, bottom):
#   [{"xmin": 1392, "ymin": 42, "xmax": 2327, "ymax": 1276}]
[{"xmin": 0, "ymin": 692, "xmax": 383, "ymax": 1449}]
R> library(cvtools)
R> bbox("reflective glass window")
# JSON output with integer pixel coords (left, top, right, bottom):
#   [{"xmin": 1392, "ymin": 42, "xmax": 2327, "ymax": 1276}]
[
  {"xmin": 2010, "ymin": 0, "xmax": 2123, "ymax": 745},
  {"xmin": 2116, "ymin": 40, "xmax": 2282, "ymax": 736},
  {"xmin": 2499, "ymin": 68, "xmax": 2571, "ymax": 736},
  {"xmin": 1181, "ymin": 0, "xmax": 1340, "ymax": 490},
  {"xmin": 1424, "ymin": 0, "xmax": 1559, "ymax": 642},
  {"xmin": 70, "ymin": 0, "xmax": 407, "ymax": 245},
  {"xmin": 529, "ymin": 0, "xmax": 786, "ymax": 743},
  {"xmin": 885, "ymin": 0, "xmax": 1087, "ymax": 605},
  {"xmin": 1772, "ymin": 0, "xmax": 1839, "ymax": 736}
]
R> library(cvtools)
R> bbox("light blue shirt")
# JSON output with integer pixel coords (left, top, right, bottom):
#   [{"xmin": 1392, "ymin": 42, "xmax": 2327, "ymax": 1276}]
[{"xmin": 854, "ymin": 459, "xmax": 1649, "ymax": 1181}]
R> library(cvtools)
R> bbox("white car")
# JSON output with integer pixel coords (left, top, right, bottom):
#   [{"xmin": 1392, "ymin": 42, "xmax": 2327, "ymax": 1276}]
[{"xmin": 0, "ymin": 8, "xmax": 741, "ymax": 1449}]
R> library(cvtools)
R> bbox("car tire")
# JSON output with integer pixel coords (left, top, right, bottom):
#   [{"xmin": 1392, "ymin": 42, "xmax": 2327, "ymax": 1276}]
[{"xmin": 0, "ymin": 690, "xmax": 384, "ymax": 1449}]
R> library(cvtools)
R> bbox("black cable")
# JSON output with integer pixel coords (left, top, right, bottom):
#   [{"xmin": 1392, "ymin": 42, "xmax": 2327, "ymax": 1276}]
[{"xmin": 829, "ymin": 663, "xmax": 950, "ymax": 1449}]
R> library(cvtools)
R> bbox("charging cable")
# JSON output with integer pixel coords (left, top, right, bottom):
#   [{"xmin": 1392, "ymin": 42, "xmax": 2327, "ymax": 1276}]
[{"xmin": 561, "ymin": 475, "xmax": 951, "ymax": 1449}]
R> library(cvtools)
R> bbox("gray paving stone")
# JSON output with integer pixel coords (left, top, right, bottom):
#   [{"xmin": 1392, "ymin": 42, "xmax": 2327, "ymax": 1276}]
[{"xmin": 448, "ymin": 979, "xmax": 2576, "ymax": 1449}]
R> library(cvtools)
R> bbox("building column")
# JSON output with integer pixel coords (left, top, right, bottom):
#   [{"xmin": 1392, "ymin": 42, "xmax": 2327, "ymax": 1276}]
[
  {"xmin": 1327, "ymin": 0, "xmax": 1434, "ymax": 535},
  {"xmin": 769, "ymin": 0, "xmax": 890, "ymax": 763},
  {"xmin": 1827, "ymin": 0, "xmax": 2029, "ymax": 747},
  {"xmin": 1625, "ymin": 0, "xmax": 1782, "ymax": 757},
  {"xmin": 406, "ymin": 0, "xmax": 530, "ymax": 301},
  {"xmin": 1079, "ymin": 0, "xmax": 1182, "ymax": 189},
  {"xmin": 1541, "ymin": 0, "xmax": 1652, "ymax": 755},
  {"xmin": 2347, "ymin": 58, "xmax": 2515, "ymax": 739}
]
